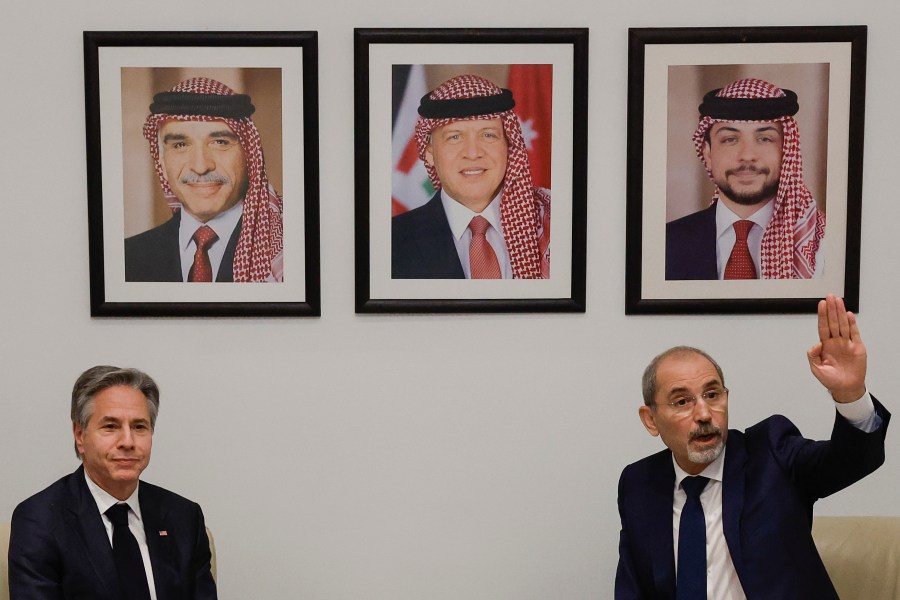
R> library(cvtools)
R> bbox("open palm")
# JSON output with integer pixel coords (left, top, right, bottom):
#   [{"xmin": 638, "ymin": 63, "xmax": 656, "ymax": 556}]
[{"xmin": 807, "ymin": 295, "xmax": 867, "ymax": 402}]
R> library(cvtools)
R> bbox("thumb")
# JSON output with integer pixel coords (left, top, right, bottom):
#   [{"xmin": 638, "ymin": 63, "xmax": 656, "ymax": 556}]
[{"xmin": 807, "ymin": 342, "xmax": 824, "ymax": 365}]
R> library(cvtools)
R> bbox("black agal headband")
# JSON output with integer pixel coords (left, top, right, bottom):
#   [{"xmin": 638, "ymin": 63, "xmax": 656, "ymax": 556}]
[
  {"xmin": 699, "ymin": 89, "xmax": 799, "ymax": 121},
  {"xmin": 418, "ymin": 89, "xmax": 515, "ymax": 119},
  {"xmin": 150, "ymin": 92, "xmax": 255, "ymax": 119}
]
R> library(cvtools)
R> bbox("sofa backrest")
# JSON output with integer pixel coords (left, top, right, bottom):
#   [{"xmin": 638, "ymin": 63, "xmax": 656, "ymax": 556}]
[{"xmin": 812, "ymin": 515, "xmax": 900, "ymax": 600}]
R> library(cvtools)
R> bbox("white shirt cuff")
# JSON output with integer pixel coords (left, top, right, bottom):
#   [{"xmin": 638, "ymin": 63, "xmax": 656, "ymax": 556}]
[{"xmin": 833, "ymin": 390, "xmax": 881, "ymax": 432}]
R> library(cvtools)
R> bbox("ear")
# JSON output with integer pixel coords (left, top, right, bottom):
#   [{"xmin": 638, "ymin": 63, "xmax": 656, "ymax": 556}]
[
  {"xmin": 424, "ymin": 145, "xmax": 434, "ymax": 168},
  {"xmin": 701, "ymin": 139, "xmax": 713, "ymax": 166},
  {"xmin": 73, "ymin": 422, "xmax": 85, "ymax": 457},
  {"xmin": 639, "ymin": 406, "xmax": 660, "ymax": 437}
]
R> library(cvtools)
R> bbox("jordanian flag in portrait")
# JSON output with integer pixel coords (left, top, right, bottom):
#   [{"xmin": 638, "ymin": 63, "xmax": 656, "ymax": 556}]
[{"xmin": 391, "ymin": 64, "xmax": 553, "ymax": 216}]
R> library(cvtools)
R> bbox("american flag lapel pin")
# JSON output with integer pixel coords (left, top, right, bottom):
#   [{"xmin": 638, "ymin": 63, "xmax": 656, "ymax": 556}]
[{"xmin": 159, "ymin": 530, "xmax": 168, "ymax": 537}]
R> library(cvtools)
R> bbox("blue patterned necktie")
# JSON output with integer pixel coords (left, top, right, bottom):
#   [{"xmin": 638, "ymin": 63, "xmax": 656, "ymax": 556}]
[{"xmin": 677, "ymin": 476, "xmax": 709, "ymax": 599}]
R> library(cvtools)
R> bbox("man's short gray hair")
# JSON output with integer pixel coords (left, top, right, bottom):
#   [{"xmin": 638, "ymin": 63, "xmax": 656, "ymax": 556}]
[
  {"xmin": 71, "ymin": 365, "xmax": 160, "ymax": 458},
  {"xmin": 641, "ymin": 346, "xmax": 724, "ymax": 407}
]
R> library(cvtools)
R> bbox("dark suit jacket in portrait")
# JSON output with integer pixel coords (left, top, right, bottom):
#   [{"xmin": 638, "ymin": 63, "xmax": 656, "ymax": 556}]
[
  {"xmin": 124, "ymin": 211, "xmax": 241, "ymax": 282},
  {"xmin": 392, "ymin": 193, "xmax": 465, "ymax": 279},
  {"xmin": 665, "ymin": 202, "xmax": 718, "ymax": 280},
  {"xmin": 9, "ymin": 466, "xmax": 217, "ymax": 600},
  {"xmin": 615, "ymin": 398, "xmax": 890, "ymax": 599}
]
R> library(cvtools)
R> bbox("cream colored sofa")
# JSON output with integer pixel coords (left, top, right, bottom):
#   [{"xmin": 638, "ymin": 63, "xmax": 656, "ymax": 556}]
[
  {"xmin": 4, "ymin": 517, "xmax": 900, "ymax": 598},
  {"xmin": 812, "ymin": 516, "xmax": 900, "ymax": 600},
  {"xmin": 1, "ymin": 521, "xmax": 215, "ymax": 600}
]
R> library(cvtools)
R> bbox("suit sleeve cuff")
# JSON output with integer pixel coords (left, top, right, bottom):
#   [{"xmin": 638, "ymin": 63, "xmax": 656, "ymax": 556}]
[{"xmin": 834, "ymin": 390, "xmax": 882, "ymax": 432}]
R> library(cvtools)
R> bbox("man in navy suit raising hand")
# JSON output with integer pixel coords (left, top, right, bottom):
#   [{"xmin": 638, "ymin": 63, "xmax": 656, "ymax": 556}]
[{"xmin": 616, "ymin": 295, "xmax": 889, "ymax": 599}]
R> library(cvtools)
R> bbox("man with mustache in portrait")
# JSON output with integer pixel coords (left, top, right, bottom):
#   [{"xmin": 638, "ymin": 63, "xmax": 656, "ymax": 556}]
[
  {"xmin": 125, "ymin": 77, "xmax": 283, "ymax": 283},
  {"xmin": 615, "ymin": 295, "xmax": 890, "ymax": 599},
  {"xmin": 666, "ymin": 78, "xmax": 824, "ymax": 280}
]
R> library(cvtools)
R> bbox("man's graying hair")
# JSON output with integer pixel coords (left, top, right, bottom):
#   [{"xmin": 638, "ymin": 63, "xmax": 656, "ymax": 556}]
[
  {"xmin": 71, "ymin": 366, "xmax": 160, "ymax": 458},
  {"xmin": 641, "ymin": 346, "xmax": 724, "ymax": 407}
]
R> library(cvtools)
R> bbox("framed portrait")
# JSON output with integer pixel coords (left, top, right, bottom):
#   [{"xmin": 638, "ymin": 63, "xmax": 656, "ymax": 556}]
[
  {"xmin": 354, "ymin": 28, "xmax": 588, "ymax": 313},
  {"xmin": 625, "ymin": 26, "xmax": 866, "ymax": 314},
  {"xmin": 84, "ymin": 31, "xmax": 320, "ymax": 317}
]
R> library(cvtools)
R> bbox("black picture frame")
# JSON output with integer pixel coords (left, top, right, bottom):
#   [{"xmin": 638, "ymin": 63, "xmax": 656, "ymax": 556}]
[
  {"xmin": 84, "ymin": 31, "xmax": 320, "ymax": 317},
  {"xmin": 354, "ymin": 28, "xmax": 588, "ymax": 313},
  {"xmin": 625, "ymin": 26, "xmax": 866, "ymax": 314}
]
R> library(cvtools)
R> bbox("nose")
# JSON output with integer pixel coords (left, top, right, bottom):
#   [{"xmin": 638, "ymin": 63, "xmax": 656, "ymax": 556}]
[
  {"xmin": 692, "ymin": 397, "xmax": 713, "ymax": 421},
  {"xmin": 461, "ymin": 134, "xmax": 484, "ymax": 159},
  {"xmin": 188, "ymin": 144, "xmax": 215, "ymax": 174},
  {"xmin": 736, "ymin": 138, "xmax": 758, "ymax": 162},
  {"xmin": 118, "ymin": 426, "xmax": 136, "ymax": 449}
]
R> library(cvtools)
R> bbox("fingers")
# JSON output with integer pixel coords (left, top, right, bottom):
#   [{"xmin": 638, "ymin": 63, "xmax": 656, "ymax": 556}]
[
  {"xmin": 826, "ymin": 295, "xmax": 841, "ymax": 338},
  {"xmin": 835, "ymin": 296, "xmax": 851, "ymax": 338},
  {"xmin": 848, "ymin": 311, "xmax": 863, "ymax": 343},
  {"xmin": 821, "ymin": 294, "xmax": 852, "ymax": 340},
  {"xmin": 817, "ymin": 299, "xmax": 829, "ymax": 342}
]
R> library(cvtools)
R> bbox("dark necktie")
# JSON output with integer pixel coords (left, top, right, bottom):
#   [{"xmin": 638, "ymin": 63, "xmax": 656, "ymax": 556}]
[
  {"xmin": 676, "ymin": 476, "xmax": 709, "ymax": 600},
  {"xmin": 724, "ymin": 220, "xmax": 757, "ymax": 279},
  {"xmin": 188, "ymin": 225, "xmax": 219, "ymax": 282},
  {"xmin": 105, "ymin": 503, "xmax": 152, "ymax": 600},
  {"xmin": 468, "ymin": 215, "xmax": 501, "ymax": 279}
]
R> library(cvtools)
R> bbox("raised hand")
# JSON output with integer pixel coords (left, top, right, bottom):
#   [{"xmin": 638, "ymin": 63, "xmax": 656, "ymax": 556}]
[{"xmin": 807, "ymin": 294, "xmax": 867, "ymax": 402}]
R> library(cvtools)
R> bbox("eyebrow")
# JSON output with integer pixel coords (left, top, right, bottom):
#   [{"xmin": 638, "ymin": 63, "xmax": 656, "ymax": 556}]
[
  {"xmin": 208, "ymin": 130, "xmax": 239, "ymax": 140},
  {"xmin": 714, "ymin": 125, "xmax": 781, "ymax": 135},
  {"xmin": 96, "ymin": 415, "xmax": 150, "ymax": 424},
  {"xmin": 666, "ymin": 380, "xmax": 722, "ymax": 395},
  {"xmin": 162, "ymin": 130, "xmax": 239, "ymax": 144},
  {"xmin": 442, "ymin": 124, "xmax": 502, "ymax": 133}
]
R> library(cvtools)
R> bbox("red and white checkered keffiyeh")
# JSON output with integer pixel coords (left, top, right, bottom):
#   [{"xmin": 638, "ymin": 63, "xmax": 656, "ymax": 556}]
[
  {"xmin": 414, "ymin": 74, "xmax": 550, "ymax": 279},
  {"xmin": 692, "ymin": 78, "xmax": 824, "ymax": 279},
  {"xmin": 143, "ymin": 77, "xmax": 284, "ymax": 282}
]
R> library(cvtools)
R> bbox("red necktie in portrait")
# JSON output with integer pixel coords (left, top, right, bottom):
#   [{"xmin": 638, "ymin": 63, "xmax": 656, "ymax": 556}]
[
  {"xmin": 724, "ymin": 220, "xmax": 757, "ymax": 279},
  {"xmin": 468, "ymin": 216, "xmax": 501, "ymax": 279},
  {"xmin": 188, "ymin": 225, "xmax": 219, "ymax": 282}
]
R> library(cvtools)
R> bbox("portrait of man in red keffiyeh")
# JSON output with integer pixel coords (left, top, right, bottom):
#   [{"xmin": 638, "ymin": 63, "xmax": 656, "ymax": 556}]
[
  {"xmin": 125, "ymin": 76, "xmax": 284, "ymax": 283},
  {"xmin": 391, "ymin": 74, "xmax": 551, "ymax": 280},
  {"xmin": 666, "ymin": 77, "xmax": 825, "ymax": 281}
]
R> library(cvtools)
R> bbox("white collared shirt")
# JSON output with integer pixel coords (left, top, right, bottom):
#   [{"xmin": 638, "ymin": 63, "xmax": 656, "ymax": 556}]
[
  {"xmin": 714, "ymin": 200, "xmax": 824, "ymax": 278},
  {"xmin": 672, "ymin": 448, "xmax": 745, "ymax": 600},
  {"xmin": 178, "ymin": 200, "xmax": 243, "ymax": 282},
  {"xmin": 671, "ymin": 392, "xmax": 880, "ymax": 599},
  {"xmin": 83, "ymin": 472, "xmax": 158, "ymax": 600},
  {"xmin": 440, "ymin": 191, "xmax": 513, "ymax": 279}
]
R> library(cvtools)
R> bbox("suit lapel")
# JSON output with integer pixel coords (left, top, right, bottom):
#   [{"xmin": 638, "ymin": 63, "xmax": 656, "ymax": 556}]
[
  {"xmin": 722, "ymin": 432, "xmax": 747, "ymax": 573},
  {"xmin": 693, "ymin": 203, "xmax": 719, "ymax": 279},
  {"xmin": 417, "ymin": 194, "xmax": 466, "ymax": 278},
  {"xmin": 642, "ymin": 452, "xmax": 677, "ymax": 597},
  {"xmin": 158, "ymin": 213, "xmax": 184, "ymax": 281},
  {"xmin": 65, "ymin": 467, "xmax": 119, "ymax": 600},
  {"xmin": 215, "ymin": 216, "xmax": 241, "ymax": 282},
  {"xmin": 140, "ymin": 483, "xmax": 177, "ymax": 600}
]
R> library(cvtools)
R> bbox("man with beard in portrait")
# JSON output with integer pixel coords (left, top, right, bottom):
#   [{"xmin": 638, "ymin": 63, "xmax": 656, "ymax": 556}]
[{"xmin": 666, "ymin": 78, "xmax": 825, "ymax": 280}]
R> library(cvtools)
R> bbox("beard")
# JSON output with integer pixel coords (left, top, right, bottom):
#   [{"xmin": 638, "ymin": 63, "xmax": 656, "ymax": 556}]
[
  {"xmin": 687, "ymin": 438, "xmax": 724, "ymax": 464},
  {"xmin": 686, "ymin": 423, "xmax": 725, "ymax": 465},
  {"xmin": 716, "ymin": 165, "xmax": 780, "ymax": 207}
]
